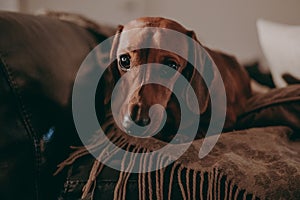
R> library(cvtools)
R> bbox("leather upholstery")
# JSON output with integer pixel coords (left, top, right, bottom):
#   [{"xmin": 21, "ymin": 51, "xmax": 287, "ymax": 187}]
[{"xmin": 0, "ymin": 11, "xmax": 108, "ymax": 199}]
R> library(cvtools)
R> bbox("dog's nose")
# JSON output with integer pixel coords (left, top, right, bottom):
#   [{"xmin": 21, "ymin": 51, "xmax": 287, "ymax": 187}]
[
  {"xmin": 122, "ymin": 113, "xmax": 151, "ymax": 134},
  {"xmin": 130, "ymin": 104, "xmax": 151, "ymax": 125},
  {"xmin": 130, "ymin": 105, "xmax": 151, "ymax": 126},
  {"xmin": 123, "ymin": 114, "xmax": 150, "ymax": 128},
  {"xmin": 134, "ymin": 116, "xmax": 151, "ymax": 127}
]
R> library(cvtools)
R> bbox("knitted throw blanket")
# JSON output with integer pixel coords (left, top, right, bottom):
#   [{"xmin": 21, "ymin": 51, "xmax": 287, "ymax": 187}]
[{"xmin": 55, "ymin": 121, "xmax": 300, "ymax": 199}]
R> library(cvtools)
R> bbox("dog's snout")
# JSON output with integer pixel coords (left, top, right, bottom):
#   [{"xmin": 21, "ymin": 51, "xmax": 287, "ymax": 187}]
[
  {"xmin": 122, "ymin": 104, "xmax": 151, "ymax": 133},
  {"xmin": 129, "ymin": 104, "xmax": 151, "ymax": 127}
]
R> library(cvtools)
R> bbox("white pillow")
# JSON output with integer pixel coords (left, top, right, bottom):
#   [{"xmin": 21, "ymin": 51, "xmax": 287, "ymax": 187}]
[{"xmin": 257, "ymin": 19, "xmax": 300, "ymax": 87}]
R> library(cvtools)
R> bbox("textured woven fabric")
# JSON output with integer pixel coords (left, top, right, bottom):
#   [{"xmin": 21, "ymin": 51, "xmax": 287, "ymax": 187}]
[
  {"xmin": 58, "ymin": 126, "xmax": 300, "ymax": 200},
  {"xmin": 57, "ymin": 85, "xmax": 300, "ymax": 199}
]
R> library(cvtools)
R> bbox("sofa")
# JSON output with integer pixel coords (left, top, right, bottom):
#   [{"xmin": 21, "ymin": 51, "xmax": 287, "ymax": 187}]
[
  {"xmin": 0, "ymin": 11, "xmax": 299, "ymax": 200},
  {"xmin": 0, "ymin": 11, "xmax": 113, "ymax": 199}
]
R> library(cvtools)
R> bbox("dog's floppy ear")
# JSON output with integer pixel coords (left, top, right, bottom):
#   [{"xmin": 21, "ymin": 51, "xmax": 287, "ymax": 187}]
[
  {"xmin": 182, "ymin": 30, "xmax": 214, "ymax": 115},
  {"xmin": 98, "ymin": 25, "xmax": 124, "ymax": 107},
  {"xmin": 110, "ymin": 25, "xmax": 124, "ymax": 61},
  {"xmin": 96, "ymin": 26, "xmax": 124, "ymax": 122}
]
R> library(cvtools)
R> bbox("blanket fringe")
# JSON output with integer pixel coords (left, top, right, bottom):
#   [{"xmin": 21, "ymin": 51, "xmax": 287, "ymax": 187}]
[{"xmin": 55, "ymin": 127, "xmax": 258, "ymax": 200}]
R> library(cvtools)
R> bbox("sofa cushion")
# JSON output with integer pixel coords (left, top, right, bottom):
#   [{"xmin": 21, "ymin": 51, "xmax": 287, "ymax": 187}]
[{"xmin": 257, "ymin": 19, "xmax": 300, "ymax": 87}]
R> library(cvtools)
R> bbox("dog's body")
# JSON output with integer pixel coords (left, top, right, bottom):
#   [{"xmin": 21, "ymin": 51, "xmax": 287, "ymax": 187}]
[{"xmin": 102, "ymin": 17, "xmax": 251, "ymax": 141}]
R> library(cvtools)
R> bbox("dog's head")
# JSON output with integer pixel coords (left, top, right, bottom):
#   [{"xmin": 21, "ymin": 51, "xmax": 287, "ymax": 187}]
[{"xmin": 105, "ymin": 17, "xmax": 214, "ymax": 140}]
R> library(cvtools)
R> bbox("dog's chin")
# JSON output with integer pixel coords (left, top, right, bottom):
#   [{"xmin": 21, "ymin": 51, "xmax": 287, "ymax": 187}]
[{"xmin": 116, "ymin": 112, "xmax": 195, "ymax": 144}]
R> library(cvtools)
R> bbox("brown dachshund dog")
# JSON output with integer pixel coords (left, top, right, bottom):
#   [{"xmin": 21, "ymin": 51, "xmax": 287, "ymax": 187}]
[{"xmin": 100, "ymin": 17, "xmax": 251, "ymax": 142}]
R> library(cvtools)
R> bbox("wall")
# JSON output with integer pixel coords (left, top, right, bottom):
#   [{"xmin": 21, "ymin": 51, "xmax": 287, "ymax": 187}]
[
  {"xmin": 19, "ymin": 0, "xmax": 146, "ymax": 26},
  {"xmin": 2, "ymin": 0, "xmax": 300, "ymax": 63},
  {"xmin": 144, "ymin": 0, "xmax": 300, "ymax": 63},
  {"xmin": 0, "ymin": 0, "xmax": 19, "ymax": 11}
]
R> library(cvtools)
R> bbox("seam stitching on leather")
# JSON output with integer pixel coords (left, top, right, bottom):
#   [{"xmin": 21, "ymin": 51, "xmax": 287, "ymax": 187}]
[{"xmin": 0, "ymin": 53, "xmax": 41, "ymax": 200}]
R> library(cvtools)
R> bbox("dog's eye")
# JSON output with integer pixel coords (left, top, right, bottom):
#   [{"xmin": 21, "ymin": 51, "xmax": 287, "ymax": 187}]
[
  {"xmin": 161, "ymin": 60, "xmax": 179, "ymax": 78},
  {"xmin": 165, "ymin": 60, "xmax": 179, "ymax": 70},
  {"xmin": 119, "ymin": 54, "xmax": 131, "ymax": 71}
]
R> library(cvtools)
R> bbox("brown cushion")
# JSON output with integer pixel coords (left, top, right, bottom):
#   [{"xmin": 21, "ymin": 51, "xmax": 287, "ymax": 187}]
[{"xmin": 0, "ymin": 11, "xmax": 105, "ymax": 135}]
